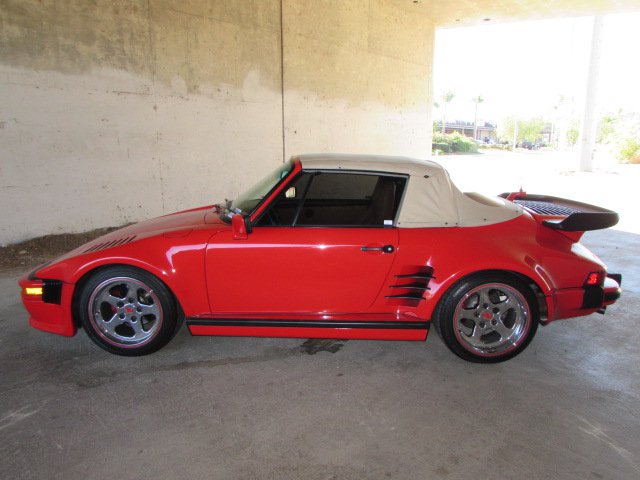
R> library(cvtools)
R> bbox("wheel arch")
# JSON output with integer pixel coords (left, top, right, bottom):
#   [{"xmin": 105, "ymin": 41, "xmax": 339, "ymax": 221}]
[
  {"xmin": 430, "ymin": 268, "xmax": 549, "ymax": 324},
  {"xmin": 70, "ymin": 263, "xmax": 185, "ymax": 330}
]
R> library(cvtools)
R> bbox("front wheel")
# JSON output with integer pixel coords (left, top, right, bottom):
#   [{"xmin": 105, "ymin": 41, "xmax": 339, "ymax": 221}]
[
  {"xmin": 433, "ymin": 273, "xmax": 539, "ymax": 363},
  {"xmin": 77, "ymin": 266, "xmax": 180, "ymax": 356}
]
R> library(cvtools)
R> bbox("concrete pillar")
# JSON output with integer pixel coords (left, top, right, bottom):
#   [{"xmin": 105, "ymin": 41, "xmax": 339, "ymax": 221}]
[{"xmin": 579, "ymin": 16, "xmax": 604, "ymax": 172}]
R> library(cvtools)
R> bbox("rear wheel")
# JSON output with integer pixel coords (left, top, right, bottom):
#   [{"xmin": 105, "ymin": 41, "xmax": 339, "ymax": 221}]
[
  {"xmin": 433, "ymin": 273, "xmax": 539, "ymax": 363},
  {"xmin": 77, "ymin": 266, "xmax": 180, "ymax": 356}
]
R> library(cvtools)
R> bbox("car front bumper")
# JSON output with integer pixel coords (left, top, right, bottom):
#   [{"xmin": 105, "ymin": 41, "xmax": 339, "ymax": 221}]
[{"xmin": 18, "ymin": 275, "xmax": 77, "ymax": 337}]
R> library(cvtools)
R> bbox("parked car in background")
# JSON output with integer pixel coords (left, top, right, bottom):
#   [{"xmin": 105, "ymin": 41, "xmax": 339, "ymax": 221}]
[{"xmin": 521, "ymin": 140, "xmax": 540, "ymax": 150}]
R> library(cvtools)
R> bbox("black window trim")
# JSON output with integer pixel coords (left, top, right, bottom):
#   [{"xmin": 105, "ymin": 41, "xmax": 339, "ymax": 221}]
[
  {"xmin": 290, "ymin": 171, "xmax": 316, "ymax": 226},
  {"xmin": 222, "ymin": 159, "xmax": 296, "ymax": 224},
  {"xmin": 251, "ymin": 169, "xmax": 410, "ymax": 229}
]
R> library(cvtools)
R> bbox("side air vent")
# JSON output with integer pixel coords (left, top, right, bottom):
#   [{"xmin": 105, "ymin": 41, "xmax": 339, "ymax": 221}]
[
  {"xmin": 386, "ymin": 266, "xmax": 434, "ymax": 303},
  {"xmin": 83, "ymin": 235, "xmax": 136, "ymax": 254}
]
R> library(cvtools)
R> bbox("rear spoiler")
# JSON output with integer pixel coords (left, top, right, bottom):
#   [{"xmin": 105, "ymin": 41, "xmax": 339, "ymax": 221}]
[{"xmin": 498, "ymin": 193, "xmax": 619, "ymax": 232}]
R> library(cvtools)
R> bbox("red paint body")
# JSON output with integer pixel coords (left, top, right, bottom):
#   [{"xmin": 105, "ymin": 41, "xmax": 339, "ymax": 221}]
[{"xmin": 19, "ymin": 159, "xmax": 621, "ymax": 343}]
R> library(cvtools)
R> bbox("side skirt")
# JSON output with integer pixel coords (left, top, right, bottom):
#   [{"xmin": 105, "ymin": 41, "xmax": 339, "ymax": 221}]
[{"xmin": 186, "ymin": 318, "xmax": 430, "ymax": 341}]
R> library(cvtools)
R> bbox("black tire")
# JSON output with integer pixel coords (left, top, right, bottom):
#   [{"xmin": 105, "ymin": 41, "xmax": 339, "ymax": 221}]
[
  {"xmin": 433, "ymin": 272, "xmax": 539, "ymax": 363},
  {"xmin": 77, "ymin": 266, "xmax": 181, "ymax": 356}
]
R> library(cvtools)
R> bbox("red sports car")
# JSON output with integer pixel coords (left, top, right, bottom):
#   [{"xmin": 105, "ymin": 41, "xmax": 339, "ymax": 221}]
[{"xmin": 19, "ymin": 154, "xmax": 622, "ymax": 362}]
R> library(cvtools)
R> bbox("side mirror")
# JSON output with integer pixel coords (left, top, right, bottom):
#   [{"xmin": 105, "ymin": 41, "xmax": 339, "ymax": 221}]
[{"xmin": 231, "ymin": 214, "xmax": 251, "ymax": 240}]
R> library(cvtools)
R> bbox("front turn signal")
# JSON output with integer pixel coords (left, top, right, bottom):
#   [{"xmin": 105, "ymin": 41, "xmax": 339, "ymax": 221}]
[{"xmin": 24, "ymin": 286, "xmax": 43, "ymax": 296}]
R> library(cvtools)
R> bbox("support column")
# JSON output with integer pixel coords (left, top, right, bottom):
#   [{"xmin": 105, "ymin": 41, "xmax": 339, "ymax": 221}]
[{"xmin": 579, "ymin": 16, "xmax": 604, "ymax": 172}]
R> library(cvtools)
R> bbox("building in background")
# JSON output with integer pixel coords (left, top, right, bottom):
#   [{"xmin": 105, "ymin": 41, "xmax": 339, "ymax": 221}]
[{"xmin": 435, "ymin": 120, "xmax": 498, "ymax": 142}]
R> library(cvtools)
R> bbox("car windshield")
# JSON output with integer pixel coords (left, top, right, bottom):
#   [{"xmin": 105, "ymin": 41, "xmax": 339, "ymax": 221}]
[{"xmin": 223, "ymin": 162, "xmax": 292, "ymax": 218}]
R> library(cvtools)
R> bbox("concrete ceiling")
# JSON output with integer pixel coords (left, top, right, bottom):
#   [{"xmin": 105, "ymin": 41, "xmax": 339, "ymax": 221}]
[{"xmin": 394, "ymin": 0, "xmax": 640, "ymax": 27}]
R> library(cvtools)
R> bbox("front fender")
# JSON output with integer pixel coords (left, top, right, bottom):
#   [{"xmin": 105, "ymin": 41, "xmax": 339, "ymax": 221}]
[{"xmin": 33, "ymin": 231, "xmax": 212, "ymax": 317}]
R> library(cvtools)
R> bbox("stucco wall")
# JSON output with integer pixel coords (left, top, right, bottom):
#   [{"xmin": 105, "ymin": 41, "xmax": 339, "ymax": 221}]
[{"xmin": 0, "ymin": 0, "xmax": 434, "ymax": 244}]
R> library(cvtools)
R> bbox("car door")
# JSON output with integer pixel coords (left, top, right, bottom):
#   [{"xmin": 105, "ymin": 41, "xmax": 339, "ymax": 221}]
[{"xmin": 205, "ymin": 170, "xmax": 407, "ymax": 315}]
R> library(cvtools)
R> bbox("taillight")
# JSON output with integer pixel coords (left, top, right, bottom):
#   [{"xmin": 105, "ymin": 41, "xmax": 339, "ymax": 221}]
[{"xmin": 585, "ymin": 271, "xmax": 605, "ymax": 286}]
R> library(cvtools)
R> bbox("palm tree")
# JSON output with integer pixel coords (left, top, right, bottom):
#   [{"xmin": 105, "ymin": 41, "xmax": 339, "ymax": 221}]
[
  {"xmin": 472, "ymin": 95, "xmax": 484, "ymax": 140},
  {"xmin": 441, "ymin": 91, "xmax": 455, "ymax": 134}
]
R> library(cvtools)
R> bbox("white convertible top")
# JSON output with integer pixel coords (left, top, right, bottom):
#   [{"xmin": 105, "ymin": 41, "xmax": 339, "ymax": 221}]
[{"xmin": 295, "ymin": 154, "xmax": 522, "ymax": 228}]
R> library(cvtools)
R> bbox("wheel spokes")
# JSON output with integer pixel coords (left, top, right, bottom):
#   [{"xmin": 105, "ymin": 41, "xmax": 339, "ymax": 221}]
[
  {"xmin": 477, "ymin": 289, "xmax": 493, "ymax": 308},
  {"xmin": 454, "ymin": 283, "xmax": 529, "ymax": 355},
  {"xmin": 494, "ymin": 320, "xmax": 514, "ymax": 340},
  {"xmin": 89, "ymin": 276, "xmax": 163, "ymax": 347}
]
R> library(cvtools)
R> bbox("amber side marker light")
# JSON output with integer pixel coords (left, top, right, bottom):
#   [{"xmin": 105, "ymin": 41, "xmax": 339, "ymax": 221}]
[{"xmin": 24, "ymin": 287, "xmax": 43, "ymax": 296}]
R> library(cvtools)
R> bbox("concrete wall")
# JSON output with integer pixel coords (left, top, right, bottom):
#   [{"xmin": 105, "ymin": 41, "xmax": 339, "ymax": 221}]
[
  {"xmin": 0, "ymin": 0, "xmax": 434, "ymax": 245},
  {"xmin": 282, "ymin": 0, "xmax": 434, "ymax": 158}
]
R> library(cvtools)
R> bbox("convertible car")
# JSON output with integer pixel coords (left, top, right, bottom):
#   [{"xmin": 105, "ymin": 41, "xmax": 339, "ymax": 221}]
[{"xmin": 19, "ymin": 154, "xmax": 622, "ymax": 363}]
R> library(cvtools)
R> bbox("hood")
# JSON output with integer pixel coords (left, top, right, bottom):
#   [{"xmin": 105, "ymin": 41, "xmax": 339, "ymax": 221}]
[
  {"xmin": 91, "ymin": 206, "xmax": 222, "ymax": 244},
  {"xmin": 33, "ymin": 206, "xmax": 224, "ymax": 272},
  {"xmin": 110, "ymin": 205, "xmax": 219, "ymax": 239}
]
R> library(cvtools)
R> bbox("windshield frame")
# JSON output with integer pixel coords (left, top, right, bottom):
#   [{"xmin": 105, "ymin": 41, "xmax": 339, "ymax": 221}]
[{"xmin": 220, "ymin": 159, "xmax": 298, "ymax": 223}]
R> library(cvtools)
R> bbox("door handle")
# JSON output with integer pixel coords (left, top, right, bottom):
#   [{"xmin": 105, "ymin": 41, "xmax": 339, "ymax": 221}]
[{"xmin": 361, "ymin": 244, "xmax": 395, "ymax": 253}]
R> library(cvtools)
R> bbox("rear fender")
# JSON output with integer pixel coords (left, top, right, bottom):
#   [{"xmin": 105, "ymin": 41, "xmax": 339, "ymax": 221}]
[{"xmin": 425, "ymin": 265, "xmax": 554, "ymax": 323}]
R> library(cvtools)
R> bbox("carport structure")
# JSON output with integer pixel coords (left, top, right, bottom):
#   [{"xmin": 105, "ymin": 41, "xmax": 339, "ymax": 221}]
[
  {"xmin": 1, "ymin": 2, "xmax": 640, "ymax": 479},
  {"xmin": 1, "ymin": 0, "xmax": 639, "ymax": 245}
]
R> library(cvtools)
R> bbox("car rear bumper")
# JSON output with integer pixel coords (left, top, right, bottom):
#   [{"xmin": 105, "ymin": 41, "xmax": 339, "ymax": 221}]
[
  {"xmin": 549, "ymin": 273, "xmax": 621, "ymax": 322},
  {"xmin": 603, "ymin": 274, "xmax": 622, "ymax": 306},
  {"xmin": 18, "ymin": 275, "xmax": 77, "ymax": 337}
]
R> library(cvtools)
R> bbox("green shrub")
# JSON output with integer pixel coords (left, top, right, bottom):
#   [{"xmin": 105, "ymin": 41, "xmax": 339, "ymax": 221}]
[
  {"xmin": 479, "ymin": 143, "xmax": 509, "ymax": 150},
  {"xmin": 432, "ymin": 142, "xmax": 450, "ymax": 153},
  {"xmin": 432, "ymin": 132, "xmax": 449, "ymax": 144},
  {"xmin": 449, "ymin": 132, "xmax": 478, "ymax": 153},
  {"xmin": 431, "ymin": 132, "xmax": 478, "ymax": 154},
  {"xmin": 618, "ymin": 137, "xmax": 640, "ymax": 164},
  {"xmin": 566, "ymin": 123, "xmax": 579, "ymax": 147}
]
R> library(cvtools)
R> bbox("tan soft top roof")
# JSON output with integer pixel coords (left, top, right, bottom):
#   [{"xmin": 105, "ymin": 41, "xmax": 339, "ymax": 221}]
[{"xmin": 294, "ymin": 154, "xmax": 522, "ymax": 228}]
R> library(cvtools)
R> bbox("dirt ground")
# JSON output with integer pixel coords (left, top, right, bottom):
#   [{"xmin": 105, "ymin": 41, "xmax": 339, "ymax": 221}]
[{"xmin": 0, "ymin": 226, "xmax": 120, "ymax": 273}]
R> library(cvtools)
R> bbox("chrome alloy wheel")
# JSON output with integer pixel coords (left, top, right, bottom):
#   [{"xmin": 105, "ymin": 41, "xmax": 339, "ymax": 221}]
[
  {"xmin": 88, "ymin": 276, "xmax": 163, "ymax": 348},
  {"xmin": 453, "ymin": 283, "xmax": 530, "ymax": 356}
]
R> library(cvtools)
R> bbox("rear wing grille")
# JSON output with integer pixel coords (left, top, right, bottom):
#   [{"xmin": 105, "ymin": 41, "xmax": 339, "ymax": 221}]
[
  {"xmin": 513, "ymin": 200, "xmax": 577, "ymax": 216},
  {"xmin": 499, "ymin": 193, "xmax": 618, "ymax": 232}
]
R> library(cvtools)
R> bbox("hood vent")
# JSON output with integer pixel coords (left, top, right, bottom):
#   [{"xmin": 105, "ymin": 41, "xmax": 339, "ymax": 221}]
[
  {"xmin": 386, "ymin": 266, "xmax": 434, "ymax": 304},
  {"xmin": 83, "ymin": 235, "xmax": 136, "ymax": 253}
]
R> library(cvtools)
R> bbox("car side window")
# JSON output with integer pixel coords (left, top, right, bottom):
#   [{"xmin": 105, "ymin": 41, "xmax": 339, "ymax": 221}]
[{"xmin": 255, "ymin": 171, "xmax": 407, "ymax": 227}]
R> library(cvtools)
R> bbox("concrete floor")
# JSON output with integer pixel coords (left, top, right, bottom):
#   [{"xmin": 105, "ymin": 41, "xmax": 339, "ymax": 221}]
[{"xmin": 1, "ymin": 229, "xmax": 639, "ymax": 480}]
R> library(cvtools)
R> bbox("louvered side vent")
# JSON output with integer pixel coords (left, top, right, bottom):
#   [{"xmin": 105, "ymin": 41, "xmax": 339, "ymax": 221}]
[
  {"xmin": 385, "ymin": 266, "xmax": 434, "ymax": 304},
  {"xmin": 82, "ymin": 235, "xmax": 136, "ymax": 254}
]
